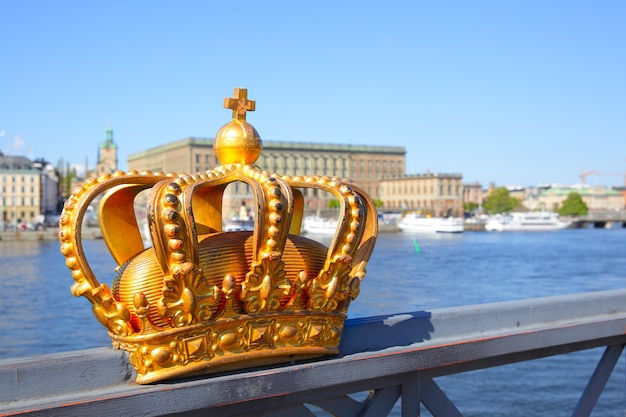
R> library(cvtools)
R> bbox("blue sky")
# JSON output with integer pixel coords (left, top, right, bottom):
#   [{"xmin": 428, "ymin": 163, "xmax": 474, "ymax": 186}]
[{"xmin": 1, "ymin": 1, "xmax": 625, "ymax": 188}]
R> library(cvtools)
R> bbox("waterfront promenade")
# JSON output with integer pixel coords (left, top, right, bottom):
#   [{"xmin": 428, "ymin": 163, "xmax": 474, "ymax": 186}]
[
  {"xmin": 0, "ymin": 227, "xmax": 101, "ymax": 242},
  {"xmin": 1, "ymin": 216, "xmax": 624, "ymax": 241}
]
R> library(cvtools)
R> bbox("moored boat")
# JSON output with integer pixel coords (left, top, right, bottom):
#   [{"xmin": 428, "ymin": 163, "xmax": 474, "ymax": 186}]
[
  {"xmin": 302, "ymin": 216, "xmax": 338, "ymax": 235},
  {"xmin": 397, "ymin": 212, "xmax": 464, "ymax": 233},
  {"xmin": 223, "ymin": 217, "xmax": 255, "ymax": 231},
  {"xmin": 484, "ymin": 211, "xmax": 571, "ymax": 232}
]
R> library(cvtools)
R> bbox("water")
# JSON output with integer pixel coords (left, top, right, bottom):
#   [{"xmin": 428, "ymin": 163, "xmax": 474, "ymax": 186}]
[
  {"xmin": 1, "ymin": 228, "xmax": 625, "ymax": 416},
  {"xmin": 0, "ymin": 239, "xmax": 113, "ymax": 357},
  {"xmin": 353, "ymin": 228, "xmax": 626, "ymax": 315}
]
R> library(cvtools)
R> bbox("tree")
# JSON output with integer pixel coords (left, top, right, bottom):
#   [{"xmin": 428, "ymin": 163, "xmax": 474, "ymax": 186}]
[
  {"xmin": 558, "ymin": 192, "xmax": 588, "ymax": 216},
  {"xmin": 56, "ymin": 159, "xmax": 78, "ymax": 199},
  {"xmin": 463, "ymin": 202, "xmax": 479, "ymax": 213},
  {"xmin": 327, "ymin": 198, "xmax": 340, "ymax": 209},
  {"xmin": 483, "ymin": 187, "xmax": 520, "ymax": 214}
]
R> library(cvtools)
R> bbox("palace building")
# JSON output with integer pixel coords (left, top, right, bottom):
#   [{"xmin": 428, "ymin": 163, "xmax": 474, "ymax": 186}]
[{"xmin": 127, "ymin": 138, "xmax": 407, "ymax": 213}]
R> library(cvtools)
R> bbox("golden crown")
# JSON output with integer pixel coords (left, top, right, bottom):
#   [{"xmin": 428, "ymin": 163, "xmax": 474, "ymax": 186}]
[{"xmin": 59, "ymin": 88, "xmax": 378, "ymax": 384}]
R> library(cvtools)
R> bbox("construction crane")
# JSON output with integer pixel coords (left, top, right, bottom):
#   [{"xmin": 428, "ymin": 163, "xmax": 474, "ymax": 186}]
[
  {"xmin": 579, "ymin": 170, "xmax": 597, "ymax": 185},
  {"xmin": 595, "ymin": 172, "xmax": 626, "ymax": 186},
  {"xmin": 580, "ymin": 170, "xmax": 626, "ymax": 186}
]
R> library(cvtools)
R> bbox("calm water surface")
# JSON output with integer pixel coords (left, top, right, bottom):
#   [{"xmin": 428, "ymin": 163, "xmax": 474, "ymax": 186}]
[{"xmin": 1, "ymin": 228, "xmax": 624, "ymax": 416}]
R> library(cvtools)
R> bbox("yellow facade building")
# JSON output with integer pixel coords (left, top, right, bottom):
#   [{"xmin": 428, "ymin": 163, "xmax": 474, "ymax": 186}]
[
  {"xmin": 0, "ymin": 153, "xmax": 59, "ymax": 229},
  {"xmin": 379, "ymin": 173, "xmax": 464, "ymax": 217},
  {"xmin": 538, "ymin": 186, "xmax": 624, "ymax": 212}
]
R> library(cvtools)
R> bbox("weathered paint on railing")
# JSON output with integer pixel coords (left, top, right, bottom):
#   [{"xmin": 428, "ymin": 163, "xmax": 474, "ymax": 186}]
[{"xmin": 1, "ymin": 288, "xmax": 625, "ymax": 417}]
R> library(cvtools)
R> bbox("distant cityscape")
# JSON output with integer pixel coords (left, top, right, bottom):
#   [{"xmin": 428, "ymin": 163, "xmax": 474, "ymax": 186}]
[{"xmin": 1, "ymin": 128, "xmax": 624, "ymax": 230}]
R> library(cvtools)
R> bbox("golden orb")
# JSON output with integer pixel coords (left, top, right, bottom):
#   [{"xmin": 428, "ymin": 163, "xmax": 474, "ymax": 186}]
[
  {"xmin": 215, "ymin": 87, "xmax": 262, "ymax": 165},
  {"xmin": 214, "ymin": 120, "xmax": 262, "ymax": 165}
]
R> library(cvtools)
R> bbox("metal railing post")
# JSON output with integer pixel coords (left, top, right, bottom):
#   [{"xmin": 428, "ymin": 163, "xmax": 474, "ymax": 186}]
[{"xmin": 570, "ymin": 343, "xmax": 625, "ymax": 417}]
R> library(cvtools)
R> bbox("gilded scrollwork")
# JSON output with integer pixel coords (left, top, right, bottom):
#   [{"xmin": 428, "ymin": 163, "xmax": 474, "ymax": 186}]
[
  {"xmin": 241, "ymin": 252, "xmax": 291, "ymax": 313},
  {"xmin": 158, "ymin": 267, "xmax": 221, "ymax": 326},
  {"xmin": 88, "ymin": 284, "xmax": 135, "ymax": 336},
  {"xmin": 308, "ymin": 254, "xmax": 354, "ymax": 312}
]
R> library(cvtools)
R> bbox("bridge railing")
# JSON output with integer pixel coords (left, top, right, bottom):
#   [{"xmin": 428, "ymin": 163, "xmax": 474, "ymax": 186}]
[
  {"xmin": 565, "ymin": 209, "xmax": 626, "ymax": 221},
  {"xmin": 1, "ymin": 288, "xmax": 625, "ymax": 417}
]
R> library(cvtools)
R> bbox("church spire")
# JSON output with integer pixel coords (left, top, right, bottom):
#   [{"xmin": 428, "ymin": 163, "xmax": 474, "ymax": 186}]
[
  {"xmin": 96, "ymin": 125, "xmax": 118, "ymax": 175},
  {"xmin": 103, "ymin": 126, "xmax": 115, "ymax": 148}
]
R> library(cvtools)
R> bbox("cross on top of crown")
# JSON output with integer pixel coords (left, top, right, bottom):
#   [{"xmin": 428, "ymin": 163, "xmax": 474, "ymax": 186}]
[{"xmin": 224, "ymin": 88, "xmax": 256, "ymax": 121}]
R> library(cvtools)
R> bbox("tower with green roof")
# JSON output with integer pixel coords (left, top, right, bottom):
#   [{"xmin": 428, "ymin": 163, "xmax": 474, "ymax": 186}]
[{"xmin": 96, "ymin": 127, "xmax": 118, "ymax": 174}]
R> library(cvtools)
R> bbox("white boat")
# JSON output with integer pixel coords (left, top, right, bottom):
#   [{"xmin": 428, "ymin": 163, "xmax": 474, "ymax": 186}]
[
  {"xmin": 397, "ymin": 212, "xmax": 464, "ymax": 233},
  {"xmin": 223, "ymin": 217, "xmax": 255, "ymax": 232},
  {"xmin": 484, "ymin": 212, "xmax": 571, "ymax": 232},
  {"xmin": 302, "ymin": 216, "xmax": 338, "ymax": 235}
]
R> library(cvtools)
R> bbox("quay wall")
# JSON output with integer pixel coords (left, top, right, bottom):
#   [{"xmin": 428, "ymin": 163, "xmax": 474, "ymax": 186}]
[
  {"xmin": 0, "ymin": 227, "xmax": 102, "ymax": 242},
  {"xmin": 0, "ymin": 230, "xmax": 59, "ymax": 241},
  {"xmin": 8, "ymin": 219, "xmax": 623, "ymax": 241},
  {"xmin": 0, "ymin": 224, "xmax": 402, "ymax": 241},
  {"xmin": 463, "ymin": 221, "xmax": 485, "ymax": 231},
  {"xmin": 9, "ymin": 221, "xmax": 592, "ymax": 240}
]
